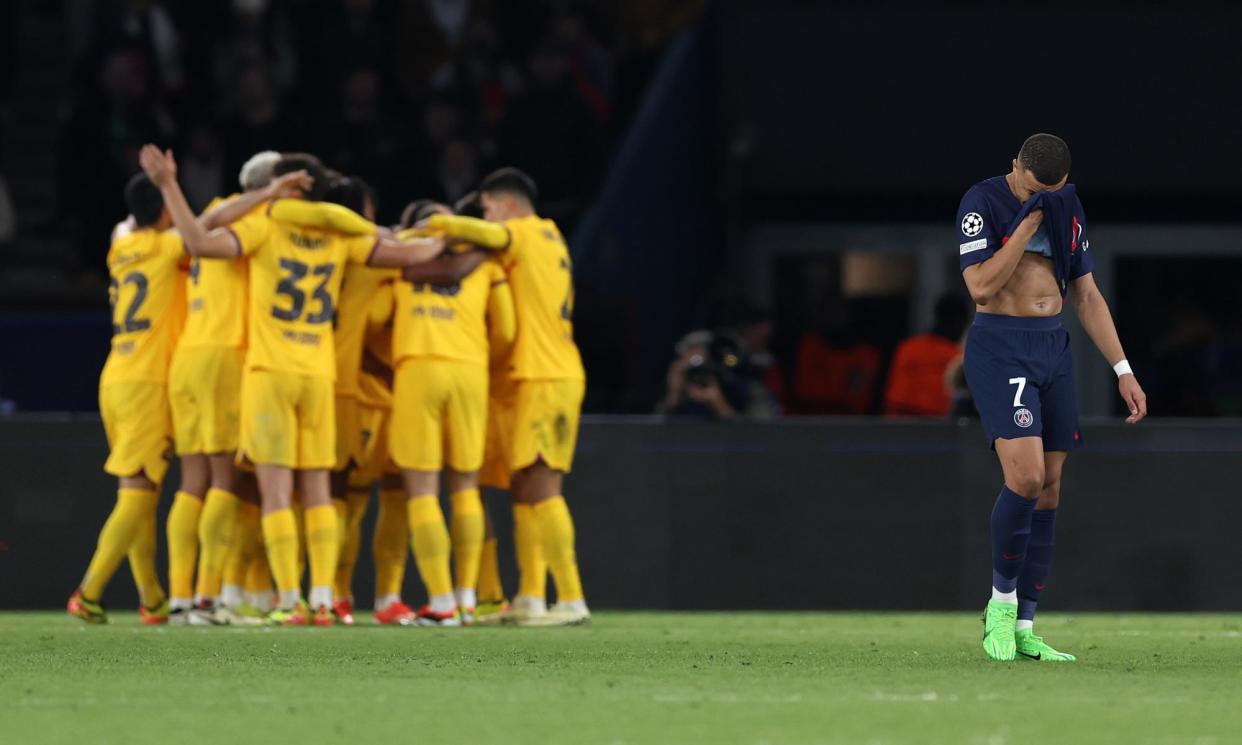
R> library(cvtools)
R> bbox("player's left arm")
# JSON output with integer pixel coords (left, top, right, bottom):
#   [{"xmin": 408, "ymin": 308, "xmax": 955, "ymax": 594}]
[
  {"xmin": 363, "ymin": 234, "xmax": 446, "ymax": 268},
  {"xmin": 401, "ymin": 247, "xmax": 488, "ymax": 286},
  {"xmin": 200, "ymin": 172, "xmax": 314, "ymax": 230},
  {"xmin": 1069, "ymin": 272, "xmax": 1147, "ymax": 424},
  {"xmin": 139, "ymin": 144, "xmax": 272, "ymax": 258}
]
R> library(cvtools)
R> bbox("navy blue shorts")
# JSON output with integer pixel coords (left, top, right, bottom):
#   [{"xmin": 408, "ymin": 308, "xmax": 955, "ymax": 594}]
[{"xmin": 963, "ymin": 312, "xmax": 1083, "ymax": 451}]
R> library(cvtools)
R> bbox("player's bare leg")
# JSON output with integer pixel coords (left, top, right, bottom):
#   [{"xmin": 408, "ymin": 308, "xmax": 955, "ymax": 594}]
[
  {"xmin": 445, "ymin": 469, "xmax": 484, "ymax": 622},
  {"xmin": 514, "ymin": 462, "xmax": 588, "ymax": 626},
  {"xmin": 166, "ymin": 454, "xmax": 208, "ymax": 620},
  {"xmin": 402, "ymin": 469, "xmax": 459, "ymax": 625}
]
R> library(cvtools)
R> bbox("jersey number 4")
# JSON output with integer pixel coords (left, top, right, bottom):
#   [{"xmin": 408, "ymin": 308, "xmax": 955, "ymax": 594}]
[
  {"xmin": 272, "ymin": 259, "xmax": 336, "ymax": 324},
  {"xmin": 109, "ymin": 272, "xmax": 151, "ymax": 335}
]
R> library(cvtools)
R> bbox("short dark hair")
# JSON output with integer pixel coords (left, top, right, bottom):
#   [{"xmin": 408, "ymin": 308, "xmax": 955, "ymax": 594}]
[
  {"xmin": 399, "ymin": 199, "xmax": 447, "ymax": 229},
  {"xmin": 125, "ymin": 173, "xmax": 165, "ymax": 227},
  {"xmin": 323, "ymin": 176, "xmax": 374, "ymax": 216},
  {"xmin": 1017, "ymin": 133, "xmax": 1071, "ymax": 186},
  {"xmin": 479, "ymin": 167, "xmax": 537, "ymax": 204},
  {"xmin": 272, "ymin": 153, "xmax": 328, "ymax": 200},
  {"xmin": 453, "ymin": 190, "xmax": 483, "ymax": 218}
]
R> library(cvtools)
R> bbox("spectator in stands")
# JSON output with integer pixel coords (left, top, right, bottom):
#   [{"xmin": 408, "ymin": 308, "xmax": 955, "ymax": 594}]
[
  {"xmin": 882, "ymin": 293, "xmax": 970, "ymax": 417},
  {"xmin": 219, "ymin": 64, "xmax": 304, "ymax": 182},
  {"xmin": 58, "ymin": 47, "xmax": 172, "ymax": 278},
  {"xmin": 210, "ymin": 0, "xmax": 299, "ymax": 102},
  {"xmin": 792, "ymin": 298, "xmax": 883, "ymax": 415},
  {"xmin": 500, "ymin": 38, "xmax": 605, "ymax": 227},
  {"xmin": 435, "ymin": 138, "xmax": 480, "ymax": 204},
  {"xmin": 178, "ymin": 122, "xmax": 224, "ymax": 213}
]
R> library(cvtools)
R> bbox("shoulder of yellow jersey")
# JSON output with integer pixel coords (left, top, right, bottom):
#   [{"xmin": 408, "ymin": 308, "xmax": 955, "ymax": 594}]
[{"xmin": 107, "ymin": 228, "xmax": 183, "ymax": 268}]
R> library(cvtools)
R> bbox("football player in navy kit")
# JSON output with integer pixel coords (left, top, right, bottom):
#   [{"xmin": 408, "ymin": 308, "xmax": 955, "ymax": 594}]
[{"xmin": 957, "ymin": 133, "xmax": 1147, "ymax": 662}]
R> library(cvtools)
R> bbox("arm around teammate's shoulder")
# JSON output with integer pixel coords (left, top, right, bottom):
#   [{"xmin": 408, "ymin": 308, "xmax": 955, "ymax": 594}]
[
  {"xmin": 422, "ymin": 214, "xmax": 511, "ymax": 251},
  {"xmin": 138, "ymin": 144, "xmax": 242, "ymax": 258}
]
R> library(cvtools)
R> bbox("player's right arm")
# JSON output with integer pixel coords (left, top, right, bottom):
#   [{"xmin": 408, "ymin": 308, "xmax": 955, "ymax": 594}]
[
  {"xmin": 199, "ymin": 171, "xmax": 314, "ymax": 229},
  {"xmin": 422, "ymin": 214, "xmax": 511, "ymax": 251},
  {"xmin": 486, "ymin": 263, "xmax": 517, "ymax": 351},
  {"xmin": 139, "ymin": 144, "xmax": 269, "ymax": 258},
  {"xmin": 401, "ymin": 248, "xmax": 487, "ymax": 286},
  {"xmin": 959, "ymin": 190, "xmax": 1042, "ymax": 305}
]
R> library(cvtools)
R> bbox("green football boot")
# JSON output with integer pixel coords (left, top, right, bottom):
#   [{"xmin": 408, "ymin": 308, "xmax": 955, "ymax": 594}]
[
  {"xmin": 1016, "ymin": 628, "xmax": 1076, "ymax": 662},
  {"xmin": 982, "ymin": 599, "xmax": 1018, "ymax": 661}
]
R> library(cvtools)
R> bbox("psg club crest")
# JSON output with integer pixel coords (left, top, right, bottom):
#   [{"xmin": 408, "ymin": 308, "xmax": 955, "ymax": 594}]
[{"xmin": 1014, "ymin": 408, "xmax": 1034, "ymax": 428}]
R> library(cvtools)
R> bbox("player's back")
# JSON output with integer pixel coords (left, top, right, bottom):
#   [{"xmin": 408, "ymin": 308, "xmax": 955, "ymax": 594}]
[
  {"xmin": 101, "ymin": 228, "xmax": 186, "ymax": 385},
  {"xmin": 232, "ymin": 211, "xmax": 376, "ymax": 379},
  {"xmin": 179, "ymin": 195, "xmax": 256, "ymax": 350},
  {"xmin": 504, "ymin": 215, "xmax": 584, "ymax": 380},
  {"xmin": 393, "ymin": 256, "xmax": 507, "ymax": 367}
]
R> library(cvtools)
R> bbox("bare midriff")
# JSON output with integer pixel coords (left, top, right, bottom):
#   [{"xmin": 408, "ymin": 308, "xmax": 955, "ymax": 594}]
[{"xmin": 976, "ymin": 253, "xmax": 1062, "ymax": 318}]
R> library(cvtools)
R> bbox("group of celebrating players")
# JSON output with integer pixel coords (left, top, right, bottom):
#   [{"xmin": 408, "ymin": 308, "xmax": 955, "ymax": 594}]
[{"xmin": 66, "ymin": 144, "xmax": 590, "ymax": 627}]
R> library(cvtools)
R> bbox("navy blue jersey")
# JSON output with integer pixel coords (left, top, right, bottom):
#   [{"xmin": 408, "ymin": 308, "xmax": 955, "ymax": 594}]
[{"xmin": 956, "ymin": 176, "xmax": 1093, "ymax": 285}]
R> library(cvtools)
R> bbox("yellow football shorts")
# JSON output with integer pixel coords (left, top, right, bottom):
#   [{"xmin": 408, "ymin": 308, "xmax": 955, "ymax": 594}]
[
  {"xmin": 99, "ymin": 380, "xmax": 173, "ymax": 484},
  {"xmin": 169, "ymin": 345, "xmax": 244, "ymax": 455},
  {"xmin": 479, "ymin": 378, "xmax": 518, "ymax": 489},
  {"xmin": 350, "ymin": 403, "xmax": 392, "ymax": 485},
  {"xmin": 334, "ymin": 394, "xmax": 363, "ymax": 471},
  {"xmin": 510, "ymin": 378, "xmax": 585, "ymax": 473},
  {"xmin": 390, "ymin": 358, "xmax": 487, "ymax": 472},
  {"xmin": 239, "ymin": 368, "xmax": 335, "ymax": 469}
]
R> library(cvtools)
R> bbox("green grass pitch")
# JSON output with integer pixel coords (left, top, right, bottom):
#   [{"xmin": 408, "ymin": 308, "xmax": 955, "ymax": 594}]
[{"xmin": 3, "ymin": 611, "xmax": 1241, "ymax": 745}]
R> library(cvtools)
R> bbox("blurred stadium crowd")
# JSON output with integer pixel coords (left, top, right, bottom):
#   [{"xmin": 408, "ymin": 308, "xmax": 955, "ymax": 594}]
[{"xmin": 1, "ymin": 2, "xmax": 1241, "ymax": 418}]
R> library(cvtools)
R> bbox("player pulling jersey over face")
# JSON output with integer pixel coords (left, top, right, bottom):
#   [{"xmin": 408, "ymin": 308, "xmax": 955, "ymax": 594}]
[{"xmin": 957, "ymin": 134, "xmax": 1146, "ymax": 664}]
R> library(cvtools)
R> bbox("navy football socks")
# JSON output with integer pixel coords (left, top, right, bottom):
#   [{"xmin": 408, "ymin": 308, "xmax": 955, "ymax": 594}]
[
  {"xmin": 990, "ymin": 486, "xmax": 1037, "ymax": 594},
  {"xmin": 1017, "ymin": 509, "xmax": 1057, "ymax": 620}
]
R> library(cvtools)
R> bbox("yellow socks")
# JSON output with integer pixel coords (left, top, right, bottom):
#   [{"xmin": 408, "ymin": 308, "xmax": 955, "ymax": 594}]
[
  {"xmin": 450, "ymin": 489, "xmax": 484, "ymax": 606},
  {"xmin": 407, "ymin": 494, "xmax": 453, "ymax": 600},
  {"xmin": 334, "ymin": 492, "xmax": 369, "ymax": 602},
  {"xmin": 261, "ymin": 508, "xmax": 300, "ymax": 608},
  {"xmin": 477, "ymin": 536, "xmax": 504, "ymax": 603},
  {"xmin": 513, "ymin": 503, "xmax": 547, "ymax": 600},
  {"xmin": 304, "ymin": 504, "xmax": 339, "ymax": 609},
  {"xmin": 195, "ymin": 488, "xmax": 240, "ymax": 604},
  {"xmin": 244, "ymin": 550, "xmax": 274, "ymax": 610},
  {"xmin": 166, "ymin": 490, "xmax": 202, "ymax": 606},
  {"xmin": 80, "ymin": 488, "xmax": 157, "ymax": 602},
  {"xmin": 372, "ymin": 489, "xmax": 408, "ymax": 603},
  {"xmin": 128, "ymin": 498, "xmax": 165, "ymax": 609},
  {"xmin": 534, "ymin": 496, "xmax": 584, "ymax": 603},
  {"xmin": 222, "ymin": 501, "xmax": 261, "ymax": 607}
]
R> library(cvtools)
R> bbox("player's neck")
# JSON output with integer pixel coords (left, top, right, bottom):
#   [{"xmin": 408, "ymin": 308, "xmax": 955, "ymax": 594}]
[{"xmin": 1004, "ymin": 172, "xmax": 1034, "ymax": 204}]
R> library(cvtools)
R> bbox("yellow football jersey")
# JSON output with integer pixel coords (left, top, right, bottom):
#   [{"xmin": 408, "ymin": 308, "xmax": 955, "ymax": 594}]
[
  {"xmin": 228, "ymin": 211, "xmax": 377, "ymax": 379},
  {"xmin": 100, "ymin": 228, "xmax": 187, "ymax": 385},
  {"xmin": 502, "ymin": 215, "xmax": 585, "ymax": 380},
  {"xmin": 178, "ymin": 195, "xmax": 255, "ymax": 349},
  {"xmin": 392, "ymin": 258, "xmax": 509, "ymax": 367},
  {"xmin": 364, "ymin": 285, "xmax": 395, "ymax": 370},
  {"xmin": 335, "ymin": 264, "xmax": 398, "ymax": 396}
]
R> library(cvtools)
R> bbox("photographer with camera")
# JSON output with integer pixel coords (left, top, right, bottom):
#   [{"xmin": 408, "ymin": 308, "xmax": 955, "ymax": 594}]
[{"xmin": 657, "ymin": 330, "xmax": 775, "ymax": 420}]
